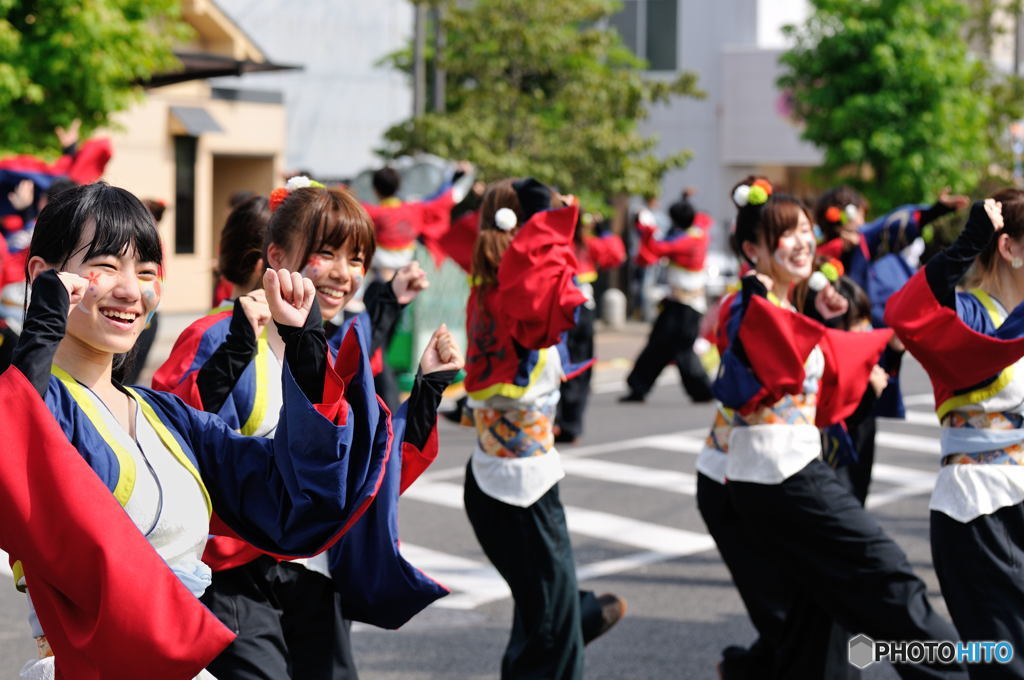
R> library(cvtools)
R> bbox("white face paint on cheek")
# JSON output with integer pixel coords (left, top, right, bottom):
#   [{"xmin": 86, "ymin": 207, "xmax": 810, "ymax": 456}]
[{"xmin": 773, "ymin": 234, "xmax": 798, "ymax": 266}]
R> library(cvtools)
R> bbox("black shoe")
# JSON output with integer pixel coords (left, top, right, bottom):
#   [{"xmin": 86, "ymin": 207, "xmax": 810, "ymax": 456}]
[
  {"xmin": 554, "ymin": 430, "xmax": 579, "ymax": 444},
  {"xmin": 618, "ymin": 392, "xmax": 645, "ymax": 403},
  {"xmin": 584, "ymin": 593, "xmax": 627, "ymax": 645}
]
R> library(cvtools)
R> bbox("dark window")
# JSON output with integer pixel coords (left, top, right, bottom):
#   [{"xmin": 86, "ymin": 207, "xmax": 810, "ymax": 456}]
[
  {"xmin": 608, "ymin": 0, "xmax": 678, "ymax": 71},
  {"xmin": 646, "ymin": 0, "xmax": 678, "ymax": 71},
  {"xmin": 174, "ymin": 135, "xmax": 197, "ymax": 255},
  {"xmin": 609, "ymin": 0, "xmax": 641, "ymax": 56}
]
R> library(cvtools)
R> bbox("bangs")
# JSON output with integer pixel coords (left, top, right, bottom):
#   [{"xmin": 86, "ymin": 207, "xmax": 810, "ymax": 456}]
[
  {"xmin": 761, "ymin": 196, "xmax": 810, "ymax": 249},
  {"xmin": 309, "ymin": 188, "xmax": 377, "ymax": 267},
  {"xmin": 78, "ymin": 191, "xmax": 163, "ymax": 265},
  {"xmin": 29, "ymin": 183, "xmax": 164, "ymax": 274}
]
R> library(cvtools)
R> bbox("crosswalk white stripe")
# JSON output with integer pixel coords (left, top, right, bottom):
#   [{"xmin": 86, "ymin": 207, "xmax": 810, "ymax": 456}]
[
  {"xmin": 875, "ymin": 431, "xmax": 940, "ymax": 455},
  {"xmin": 560, "ymin": 457, "xmax": 697, "ymax": 494},
  {"xmin": 398, "ymin": 543, "xmax": 510, "ymax": 609},
  {"xmin": 896, "ymin": 410, "xmax": 940, "ymax": 428},
  {"xmin": 403, "ymin": 480, "xmax": 713, "ymax": 554},
  {"xmin": 902, "ymin": 393, "xmax": 936, "ymax": 407}
]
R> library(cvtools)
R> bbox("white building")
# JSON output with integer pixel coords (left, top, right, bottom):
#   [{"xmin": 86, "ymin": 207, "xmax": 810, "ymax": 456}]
[
  {"xmin": 212, "ymin": 0, "xmax": 818, "ymax": 225},
  {"xmin": 211, "ymin": 0, "xmax": 413, "ymax": 181},
  {"xmin": 613, "ymin": 0, "xmax": 818, "ymax": 227}
]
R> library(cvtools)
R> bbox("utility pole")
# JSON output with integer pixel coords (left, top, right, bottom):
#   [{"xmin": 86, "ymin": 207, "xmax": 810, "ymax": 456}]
[
  {"xmin": 413, "ymin": 2, "xmax": 427, "ymax": 118},
  {"xmin": 431, "ymin": 4, "xmax": 446, "ymax": 113}
]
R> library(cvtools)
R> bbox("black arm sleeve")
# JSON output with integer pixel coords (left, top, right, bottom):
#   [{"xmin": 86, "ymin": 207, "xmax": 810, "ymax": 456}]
[
  {"xmin": 363, "ymin": 279, "xmax": 405, "ymax": 356},
  {"xmin": 194, "ymin": 300, "xmax": 259, "ymax": 413},
  {"xmin": 11, "ymin": 270, "xmax": 68, "ymax": 397},
  {"xmin": 924, "ymin": 202, "xmax": 995, "ymax": 309},
  {"xmin": 918, "ymin": 201, "xmax": 956, "ymax": 228},
  {"xmin": 404, "ymin": 368, "xmax": 458, "ymax": 449},
  {"xmin": 274, "ymin": 297, "xmax": 328, "ymax": 404}
]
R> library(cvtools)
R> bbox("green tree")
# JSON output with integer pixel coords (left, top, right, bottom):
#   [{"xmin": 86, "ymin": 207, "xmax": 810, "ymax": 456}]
[
  {"xmin": 381, "ymin": 0, "xmax": 703, "ymax": 209},
  {"xmin": 777, "ymin": 0, "xmax": 990, "ymax": 209},
  {"xmin": 0, "ymin": 0, "xmax": 186, "ymax": 155}
]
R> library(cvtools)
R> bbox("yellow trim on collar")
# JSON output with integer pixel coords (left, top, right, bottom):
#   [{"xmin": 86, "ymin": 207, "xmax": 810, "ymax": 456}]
[
  {"xmin": 577, "ymin": 271, "xmax": 598, "ymax": 284},
  {"xmin": 12, "ymin": 560, "xmax": 25, "ymax": 592},
  {"xmin": 125, "ymin": 387, "xmax": 212, "ymax": 516},
  {"xmin": 467, "ymin": 348, "xmax": 550, "ymax": 401},
  {"xmin": 937, "ymin": 288, "xmax": 1014, "ymax": 420},
  {"xmin": 51, "ymin": 365, "xmax": 136, "ymax": 508},
  {"xmin": 240, "ymin": 332, "xmax": 271, "ymax": 436}
]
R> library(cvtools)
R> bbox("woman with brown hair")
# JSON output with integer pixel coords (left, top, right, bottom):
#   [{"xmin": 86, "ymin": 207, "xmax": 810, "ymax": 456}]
[
  {"xmin": 154, "ymin": 178, "xmax": 462, "ymax": 680},
  {"xmin": 461, "ymin": 178, "xmax": 625, "ymax": 680}
]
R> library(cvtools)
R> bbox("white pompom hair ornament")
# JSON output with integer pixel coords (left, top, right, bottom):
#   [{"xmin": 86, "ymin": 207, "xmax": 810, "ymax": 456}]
[
  {"xmin": 733, "ymin": 184, "xmax": 751, "ymax": 207},
  {"xmin": 286, "ymin": 175, "xmax": 313, "ymax": 191},
  {"xmin": 844, "ymin": 204, "xmax": 859, "ymax": 222},
  {"xmin": 808, "ymin": 271, "xmax": 829, "ymax": 292},
  {"xmin": 494, "ymin": 207, "xmax": 518, "ymax": 232}
]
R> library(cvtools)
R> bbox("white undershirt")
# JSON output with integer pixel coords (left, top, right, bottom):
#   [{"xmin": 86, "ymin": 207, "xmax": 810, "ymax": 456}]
[
  {"xmin": 22, "ymin": 388, "xmax": 212, "ymax": 680},
  {"xmin": 931, "ymin": 295, "xmax": 1024, "ymax": 523},
  {"xmin": 724, "ymin": 347, "xmax": 825, "ymax": 485},
  {"xmin": 468, "ymin": 349, "xmax": 566, "ymax": 507}
]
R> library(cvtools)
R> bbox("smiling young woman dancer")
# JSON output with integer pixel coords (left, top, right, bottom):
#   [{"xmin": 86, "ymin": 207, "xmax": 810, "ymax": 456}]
[
  {"xmin": 153, "ymin": 180, "xmax": 460, "ymax": 680},
  {"xmin": 712, "ymin": 178, "xmax": 966, "ymax": 679},
  {"xmin": 8, "ymin": 182, "xmax": 389, "ymax": 679},
  {"xmin": 886, "ymin": 197, "xmax": 1024, "ymax": 679}
]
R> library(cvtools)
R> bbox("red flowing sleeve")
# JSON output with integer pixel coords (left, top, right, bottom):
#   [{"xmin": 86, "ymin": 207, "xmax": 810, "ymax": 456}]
[
  {"xmin": 816, "ymin": 327, "xmax": 892, "ymax": 427},
  {"xmin": 738, "ymin": 295, "xmax": 824, "ymax": 403},
  {"xmin": 496, "ymin": 206, "xmax": 587, "ymax": 349},
  {"xmin": 885, "ymin": 268, "xmax": 1024, "ymax": 396},
  {"xmin": 586, "ymin": 233, "xmax": 627, "ymax": 270},
  {"xmin": 0, "ymin": 368, "xmax": 233, "ymax": 679}
]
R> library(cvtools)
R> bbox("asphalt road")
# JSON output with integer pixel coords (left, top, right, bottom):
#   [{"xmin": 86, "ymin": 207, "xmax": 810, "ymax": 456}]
[{"xmin": 0, "ymin": 358, "xmax": 948, "ymax": 679}]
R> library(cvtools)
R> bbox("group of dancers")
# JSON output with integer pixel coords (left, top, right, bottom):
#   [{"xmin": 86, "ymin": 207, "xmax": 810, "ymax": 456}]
[
  {"xmin": 688, "ymin": 177, "xmax": 1024, "ymax": 680},
  {"xmin": 0, "ymin": 161, "xmax": 631, "ymax": 680},
  {"xmin": 2, "ymin": 136, "xmax": 1024, "ymax": 680}
]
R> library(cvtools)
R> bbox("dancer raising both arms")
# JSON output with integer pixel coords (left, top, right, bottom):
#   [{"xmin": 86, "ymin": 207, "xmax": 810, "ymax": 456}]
[
  {"xmin": 887, "ymin": 196, "xmax": 1024, "ymax": 680},
  {"xmin": 462, "ymin": 178, "xmax": 625, "ymax": 680},
  {"xmin": 7, "ymin": 182, "xmax": 389, "ymax": 679}
]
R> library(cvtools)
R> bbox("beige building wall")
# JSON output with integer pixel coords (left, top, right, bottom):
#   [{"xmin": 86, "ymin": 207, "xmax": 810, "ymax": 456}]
[{"xmin": 99, "ymin": 81, "xmax": 285, "ymax": 313}]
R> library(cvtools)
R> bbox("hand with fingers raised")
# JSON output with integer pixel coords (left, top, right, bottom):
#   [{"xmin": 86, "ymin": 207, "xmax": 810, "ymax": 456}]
[
  {"xmin": 392, "ymin": 261, "xmax": 430, "ymax": 305},
  {"xmin": 56, "ymin": 272, "xmax": 89, "ymax": 317},
  {"xmin": 264, "ymin": 269, "xmax": 315, "ymax": 328},
  {"xmin": 238, "ymin": 288, "xmax": 271, "ymax": 336},
  {"xmin": 419, "ymin": 323, "xmax": 465, "ymax": 374}
]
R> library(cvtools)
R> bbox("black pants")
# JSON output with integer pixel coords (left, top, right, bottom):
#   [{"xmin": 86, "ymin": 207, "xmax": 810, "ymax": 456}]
[
  {"xmin": 729, "ymin": 460, "xmax": 966, "ymax": 680},
  {"xmin": 464, "ymin": 464, "xmax": 602, "ymax": 680},
  {"xmin": 626, "ymin": 299, "xmax": 712, "ymax": 401},
  {"xmin": 696, "ymin": 473, "xmax": 788, "ymax": 677},
  {"xmin": 556, "ymin": 305, "xmax": 595, "ymax": 439},
  {"xmin": 835, "ymin": 416, "xmax": 878, "ymax": 506},
  {"xmin": 204, "ymin": 556, "xmax": 358, "ymax": 680},
  {"xmin": 932, "ymin": 504, "xmax": 1024, "ymax": 679}
]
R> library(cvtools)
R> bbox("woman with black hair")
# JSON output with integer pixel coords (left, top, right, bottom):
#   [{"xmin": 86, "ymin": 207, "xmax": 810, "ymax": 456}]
[{"xmin": 7, "ymin": 182, "xmax": 395, "ymax": 679}]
